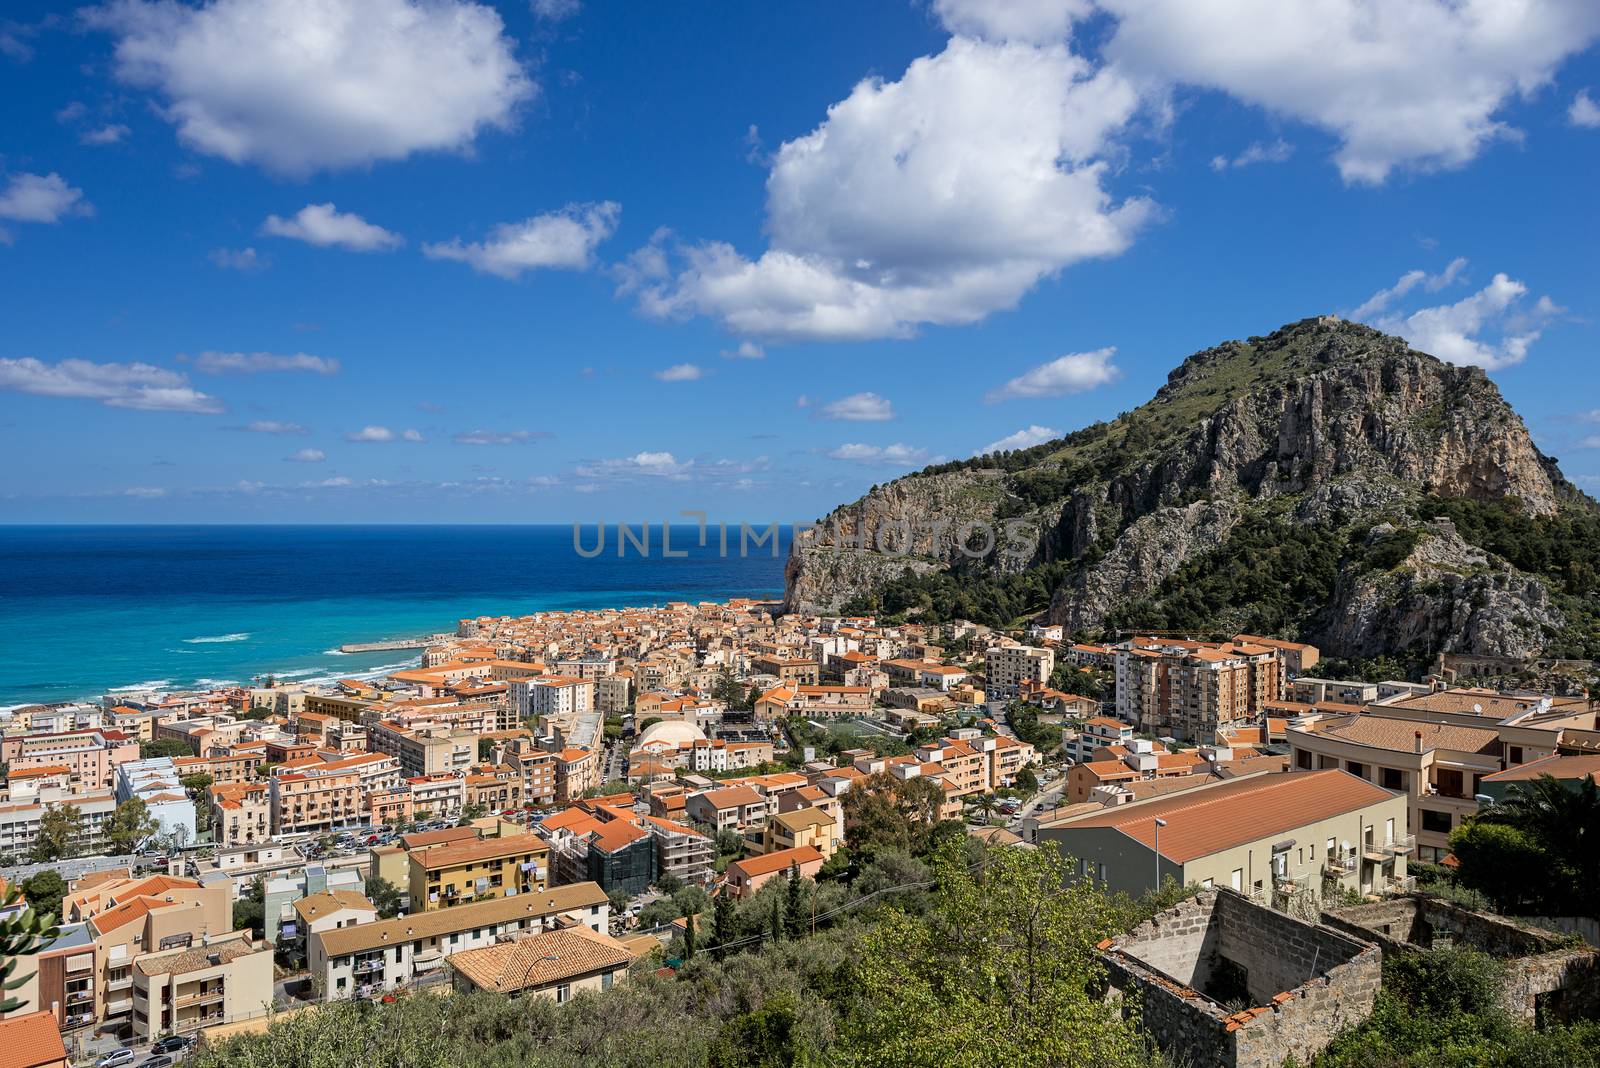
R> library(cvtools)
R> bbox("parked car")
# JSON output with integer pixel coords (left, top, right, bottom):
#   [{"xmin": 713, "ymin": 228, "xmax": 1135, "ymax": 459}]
[
  {"xmin": 144, "ymin": 1056, "xmax": 174, "ymax": 1068},
  {"xmin": 97, "ymin": 1049, "xmax": 136, "ymax": 1068},
  {"xmin": 151, "ymin": 1037, "xmax": 191, "ymax": 1055}
]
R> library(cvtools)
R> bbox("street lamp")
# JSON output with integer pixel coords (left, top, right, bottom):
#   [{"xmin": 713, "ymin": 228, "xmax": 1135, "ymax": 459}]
[{"xmin": 1153, "ymin": 818, "xmax": 1167, "ymax": 891}]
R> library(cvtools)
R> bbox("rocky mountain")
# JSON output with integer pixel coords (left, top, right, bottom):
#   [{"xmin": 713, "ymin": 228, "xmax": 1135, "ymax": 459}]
[{"xmin": 785, "ymin": 317, "xmax": 1600, "ymax": 662}]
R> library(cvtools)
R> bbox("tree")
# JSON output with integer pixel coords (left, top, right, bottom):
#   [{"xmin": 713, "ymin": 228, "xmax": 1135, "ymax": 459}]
[
  {"xmin": 844, "ymin": 839, "xmax": 1153, "ymax": 1068},
  {"xmin": 20, "ymin": 870, "xmax": 67, "ymax": 924},
  {"xmin": 364, "ymin": 876, "xmax": 403, "ymax": 919},
  {"xmin": 681, "ymin": 909, "xmax": 697, "ymax": 960},
  {"xmin": 606, "ymin": 886, "xmax": 631, "ymax": 916},
  {"xmin": 140, "ymin": 739, "xmax": 192, "ymax": 760},
  {"xmin": 31, "ymin": 804, "xmax": 82, "ymax": 862},
  {"xmin": 182, "ymin": 772, "xmax": 214, "ymax": 834},
  {"xmin": 783, "ymin": 863, "xmax": 806, "ymax": 940},
  {"xmin": 655, "ymin": 871, "xmax": 683, "ymax": 896},
  {"xmin": 1476, "ymin": 773, "xmax": 1600, "ymax": 915},
  {"xmin": 842, "ymin": 772, "xmax": 948, "ymax": 856},
  {"xmin": 0, "ymin": 885, "xmax": 59, "ymax": 1014},
  {"xmin": 1014, "ymin": 766, "xmax": 1039, "ymax": 798},
  {"xmin": 710, "ymin": 891, "xmax": 736, "ymax": 962},
  {"xmin": 477, "ymin": 738, "xmax": 496, "ymax": 761},
  {"xmin": 714, "ymin": 827, "xmax": 743, "ymax": 857},
  {"xmin": 108, "ymin": 797, "xmax": 159, "ymax": 854},
  {"xmin": 233, "ymin": 877, "xmax": 265, "ymax": 937},
  {"xmin": 457, "ymin": 802, "xmax": 489, "ymax": 825}
]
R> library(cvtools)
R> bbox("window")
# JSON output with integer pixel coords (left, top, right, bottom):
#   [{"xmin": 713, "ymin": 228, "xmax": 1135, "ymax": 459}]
[
  {"xmin": 1200, "ymin": 878, "xmax": 1213, "ymax": 890},
  {"xmin": 1346, "ymin": 761, "xmax": 1367, "ymax": 779},
  {"xmin": 1326, "ymin": 837, "xmax": 1335, "ymax": 857},
  {"xmin": 1230, "ymin": 868, "xmax": 1243, "ymax": 892},
  {"xmin": 1295, "ymin": 750, "xmax": 1312, "ymax": 771},
  {"xmin": 1380, "ymin": 767, "xmax": 1407, "ymax": 791},
  {"xmin": 1421, "ymin": 809, "xmax": 1453, "ymax": 834},
  {"xmin": 556, "ymin": 983, "xmax": 572, "ymax": 1004},
  {"xmin": 601, "ymin": 972, "xmax": 613, "ymax": 992}
]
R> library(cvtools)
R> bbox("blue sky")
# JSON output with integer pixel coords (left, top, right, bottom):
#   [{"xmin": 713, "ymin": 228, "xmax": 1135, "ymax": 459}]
[{"xmin": 1, "ymin": 0, "xmax": 1597, "ymax": 524}]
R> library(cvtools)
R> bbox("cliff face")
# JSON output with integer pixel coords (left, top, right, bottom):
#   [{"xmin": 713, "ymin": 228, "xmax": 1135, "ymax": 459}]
[{"xmin": 785, "ymin": 317, "xmax": 1589, "ymax": 660}]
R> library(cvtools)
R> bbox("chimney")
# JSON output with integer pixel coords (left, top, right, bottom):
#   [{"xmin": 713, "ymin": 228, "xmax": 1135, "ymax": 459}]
[{"xmin": 1414, "ymin": 731, "xmax": 1423, "ymax": 755}]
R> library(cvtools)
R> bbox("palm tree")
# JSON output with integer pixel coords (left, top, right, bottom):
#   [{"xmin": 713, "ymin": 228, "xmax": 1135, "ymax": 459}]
[{"xmin": 1486, "ymin": 773, "xmax": 1600, "ymax": 914}]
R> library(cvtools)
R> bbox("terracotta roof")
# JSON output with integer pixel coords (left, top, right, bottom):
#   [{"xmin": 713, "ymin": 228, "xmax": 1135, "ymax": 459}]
[
  {"xmin": 315, "ymin": 882, "xmax": 607, "ymax": 957},
  {"xmin": 727, "ymin": 845, "xmax": 822, "ymax": 880},
  {"xmin": 1482, "ymin": 753, "xmax": 1600, "ymax": 784},
  {"xmin": 695, "ymin": 785, "xmax": 765, "ymax": 809},
  {"xmin": 1311, "ymin": 716, "xmax": 1499, "ymax": 755},
  {"xmin": 0, "ymin": 1010, "xmax": 67, "ymax": 1068},
  {"xmin": 770, "ymin": 806, "xmax": 834, "ymax": 833},
  {"xmin": 413, "ymin": 833, "xmax": 546, "ymax": 870},
  {"xmin": 291, "ymin": 889, "xmax": 375, "ymax": 921},
  {"xmin": 447, "ymin": 924, "xmax": 634, "ymax": 993},
  {"xmin": 136, "ymin": 933, "xmax": 261, "ymax": 976},
  {"xmin": 1057, "ymin": 770, "xmax": 1399, "ymax": 863},
  {"xmin": 589, "ymin": 820, "xmax": 650, "ymax": 852}
]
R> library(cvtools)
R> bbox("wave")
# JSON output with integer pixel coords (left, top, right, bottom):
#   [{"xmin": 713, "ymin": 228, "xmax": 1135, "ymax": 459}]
[
  {"xmin": 321, "ymin": 648, "xmax": 349, "ymax": 656},
  {"xmin": 190, "ymin": 678, "xmax": 239, "ymax": 688},
  {"xmin": 184, "ymin": 633, "xmax": 251, "ymax": 644},
  {"xmin": 299, "ymin": 656, "xmax": 420, "ymax": 686},
  {"xmin": 107, "ymin": 679, "xmax": 173, "ymax": 693},
  {"xmin": 271, "ymin": 668, "xmax": 319, "ymax": 679}
]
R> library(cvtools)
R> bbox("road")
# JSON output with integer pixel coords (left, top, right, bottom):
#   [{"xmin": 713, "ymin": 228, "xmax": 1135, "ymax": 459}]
[{"xmin": 1008, "ymin": 768, "xmax": 1069, "ymax": 832}]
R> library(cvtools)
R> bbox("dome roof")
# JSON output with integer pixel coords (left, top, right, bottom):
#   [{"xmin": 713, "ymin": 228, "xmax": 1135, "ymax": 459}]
[{"xmin": 638, "ymin": 719, "xmax": 707, "ymax": 747}]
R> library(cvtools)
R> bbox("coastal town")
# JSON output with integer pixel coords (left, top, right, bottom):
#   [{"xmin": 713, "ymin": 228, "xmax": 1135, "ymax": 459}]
[{"xmin": 2, "ymin": 598, "xmax": 1597, "ymax": 1067}]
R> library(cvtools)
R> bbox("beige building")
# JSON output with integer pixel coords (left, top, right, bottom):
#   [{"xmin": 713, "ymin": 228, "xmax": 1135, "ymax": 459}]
[
  {"xmin": 1039, "ymin": 770, "xmax": 1410, "ymax": 903},
  {"xmin": 130, "ymin": 933, "xmax": 273, "ymax": 1039},
  {"xmin": 985, "ymin": 645, "xmax": 1055, "ymax": 700},
  {"xmin": 446, "ymin": 925, "xmax": 634, "ymax": 1001},
  {"xmin": 407, "ymin": 833, "xmax": 550, "ymax": 910}
]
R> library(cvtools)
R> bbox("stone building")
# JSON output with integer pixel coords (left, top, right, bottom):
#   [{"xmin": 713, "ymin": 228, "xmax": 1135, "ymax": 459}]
[{"xmin": 1100, "ymin": 889, "xmax": 1380, "ymax": 1068}]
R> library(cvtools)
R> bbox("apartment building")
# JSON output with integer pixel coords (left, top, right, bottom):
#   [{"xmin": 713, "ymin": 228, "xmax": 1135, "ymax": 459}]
[
  {"xmin": 269, "ymin": 767, "xmax": 362, "ymax": 836},
  {"xmin": 1114, "ymin": 639, "xmax": 1283, "ymax": 742},
  {"xmin": 684, "ymin": 785, "xmax": 773, "ymax": 833},
  {"xmin": 510, "ymin": 676, "xmax": 594, "ymax": 722},
  {"xmin": 497, "ymin": 739, "xmax": 559, "ymax": 807},
  {"xmin": 407, "ymin": 833, "xmax": 550, "ymax": 910},
  {"xmin": 763, "ymin": 806, "xmax": 839, "ymax": 859},
  {"xmin": 556, "ymin": 747, "xmax": 599, "ymax": 802},
  {"xmin": 171, "ymin": 746, "xmax": 264, "ymax": 786},
  {"xmin": 406, "ymin": 774, "xmax": 467, "ymax": 821},
  {"xmin": 985, "ymin": 645, "xmax": 1055, "ymax": 700},
  {"xmin": 367, "ymin": 722, "xmax": 476, "ymax": 778},
  {"xmin": 129, "ymin": 933, "xmax": 273, "ymax": 1039},
  {"xmin": 1040, "ymin": 770, "xmax": 1409, "ymax": 901},
  {"xmin": 1287, "ymin": 715, "xmax": 1503, "ymax": 864},
  {"xmin": 0, "ymin": 793, "xmax": 117, "ymax": 859},
  {"xmin": 309, "ymin": 883, "xmax": 609, "ymax": 1001},
  {"xmin": 1066, "ymin": 717, "xmax": 1136, "ymax": 763},
  {"xmin": 0, "ymin": 730, "xmax": 139, "ymax": 793},
  {"xmin": 595, "ymin": 673, "xmax": 633, "ymax": 715},
  {"xmin": 281, "ymin": 889, "xmax": 377, "ymax": 964}
]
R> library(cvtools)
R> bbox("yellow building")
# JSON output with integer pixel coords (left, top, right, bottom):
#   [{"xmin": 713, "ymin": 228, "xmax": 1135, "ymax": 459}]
[
  {"xmin": 763, "ymin": 806, "xmax": 840, "ymax": 860},
  {"xmin": 407, "ymin": 833, "xmax": 550, "ymax": 910}
]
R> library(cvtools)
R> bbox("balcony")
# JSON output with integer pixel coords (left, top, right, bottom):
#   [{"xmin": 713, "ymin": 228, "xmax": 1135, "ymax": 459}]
[
  {"xmin": 174, "ymin": 986, "xmax": 225, "ymax": 1008},
  {"xmin": 1325, "ymin": 853, "xmax": 1358, "ymax": 874},
  {"xmin": 354, "ymin": 958, "xmax": 385, "ymax": 974},
  {"xmin": 66, "ymin": 989, "xmax": 95, "ymax": 1006},
  {"xmin": 1385, "ymin": 834, "xmax": 1416, "ymax": 855},
  {"xmin": 1361, "ymin": 844, "xmax": 1390, "ymax": 863}
]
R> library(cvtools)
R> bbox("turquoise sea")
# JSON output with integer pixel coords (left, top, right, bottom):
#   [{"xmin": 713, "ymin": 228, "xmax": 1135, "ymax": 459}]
[{"xmin": 0, "ymin": 525, "xmax": 789, "ymax": 706}]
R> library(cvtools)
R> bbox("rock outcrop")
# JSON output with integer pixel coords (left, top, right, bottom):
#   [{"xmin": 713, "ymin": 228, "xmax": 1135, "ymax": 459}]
[{"xmin": 784, "ymin": 317, "xmax": 1592, "ymax": 660}]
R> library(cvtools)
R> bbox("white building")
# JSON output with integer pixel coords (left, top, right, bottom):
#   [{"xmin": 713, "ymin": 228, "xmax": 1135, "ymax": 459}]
[
  {"xmin": 985, "ymin": 645, "xmax": 1055, "ymax": 700},
  {"xmin": 114, "ymin": 757, "xmax": 197, "ymax": 847},
  {"xmin": 510, "ymin": 675, "xmax": 595, "ymax": 722}
]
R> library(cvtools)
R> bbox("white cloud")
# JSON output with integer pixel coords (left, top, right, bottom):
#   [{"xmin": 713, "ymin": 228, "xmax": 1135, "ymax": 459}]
[
  {"xmin": 1349, "ymin": 257, "xmax": 1468, "ymax": 320},
  {"xmin": 653, "ymin": 363, "xmax": 704, "ymax": 383},
  {"xmin": 576, "ymin": 450, "xmax": 694, "ymax": 480},
  {"xmin": 532, "ymin": 0, "xmax": 581, "ymax": 21},
  {"xmin": 1368, "ymin": 272, "xmax": 1560, "ymax": 371},
  {"xmin": 827, "ymin": 442, "xmax": 931, "ymax": 467},
  {"xmin": 1571, "ymin": 90, "xmax": 1600, "ymax": 128},
  {"xmin": 0, "ymin": 172, "xmax": 90, "ymax": 224},
  {"xmin": 1099, "ymin": 0, "xmax": 1600, "ymax": 184},
  {"xmin": 1209, "ymin": 139, "xmax": 1294, "ymax": 171},
  {"xmin": 85, "ymin": 0, "xmax": 533, "ymax": 175},
  {"xmin": 285, "ymin": 448, "xmax": 325, "ymax": 462},
  {"xmin": 722, "ymin": 340, "xmax": 764, "ymax": 360},
  {"xmin": 346, "ymin": 425, "xmax": 425, "ymax": 443},
  {"xmin": 931, "ymin": 0, "xmax": 1089, "ymax": 44},
  {"xmin": 241, "ymin": 420, "xmax": 308, "ymax": 435},
  {"xmin": 80, "ymin": 123, "xmax": 131, "ymax": 146},
  {"xmin": 262, "ymin": 203, "xmax": 402, "ymax": 252},
  {"xmin": 982, "ymin": 424, "xmax": 1059, "ymax": 453},
  {"xmin": 985, "ymin": 346, "xmax": 1120, "ymax": 401},
  {"xmin": 622, "ymin": 36, "xmax": 1152, "ymax": 341},
  {"xmin": 0, "ymin": 357, "xmax": 221, "ymax": 413},
  {"xmin": 209, "ymin": 246, "xmax": 268, "ymax": 271},
  {"xmin": 453, "ymin": 429, "xmax": 545, "ymax": 445},
  {"xmin": 196, "ymin": 351, "xmax": 340, "ymax": 375},
  {"xmin": 819, "ymin": 392, "xmax": 895, "ymax": 421},
  {"xmin": 423, "ymin": 202, "xmax": 618, "ymax": 278}
]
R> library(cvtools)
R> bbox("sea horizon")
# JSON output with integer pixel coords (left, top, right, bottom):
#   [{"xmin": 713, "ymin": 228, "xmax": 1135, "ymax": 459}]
[{"xmin": 0, "ymin": 524, "xmax": 789, "ymax": 706}]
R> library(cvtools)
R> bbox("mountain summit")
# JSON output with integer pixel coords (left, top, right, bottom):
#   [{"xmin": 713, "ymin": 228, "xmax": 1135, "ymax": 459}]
[{"xmin": 785, "ymin": 317, "xmax": 1599, "ymax": 663}]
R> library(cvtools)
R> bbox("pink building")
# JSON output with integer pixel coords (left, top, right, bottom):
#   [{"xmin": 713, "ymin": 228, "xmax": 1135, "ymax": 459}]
[{"xmin": 0, "ymin": 730, "xmax": 141, "ymax": 792}]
